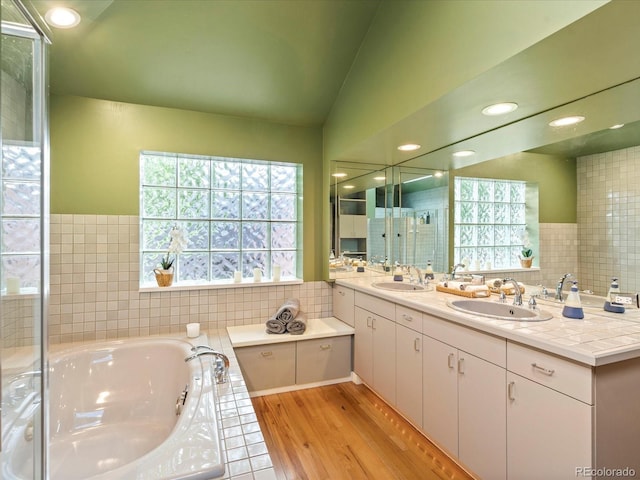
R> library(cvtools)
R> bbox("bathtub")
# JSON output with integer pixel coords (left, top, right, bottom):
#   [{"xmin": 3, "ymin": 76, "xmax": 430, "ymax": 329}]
[{"xmin": 3, "ymin": 337, "xmax": 225, "ymax": 480}]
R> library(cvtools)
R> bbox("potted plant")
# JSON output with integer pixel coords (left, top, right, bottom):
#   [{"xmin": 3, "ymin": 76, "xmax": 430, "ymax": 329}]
[
  {"xmin": 520, "ymin": 247, "xmax": 534, "ymax": 268},
  {"xmin": 153, "ymin": 226, "xmax": 187, "ymax": 287}
]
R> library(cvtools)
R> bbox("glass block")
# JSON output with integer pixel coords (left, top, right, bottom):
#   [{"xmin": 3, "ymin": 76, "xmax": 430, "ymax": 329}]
[
  {"xmin": 211, "ymin": 252, "xmax": 239, "ymax": 280},
  {"xmin": 178, "ymin": 189, "xmax": 210, "ymax": 219},
  {"xmin": 242, "ymin": 163, "xmax": 269, "ymax": 191},
  {"xmin": 141, "ymin": 154, "xmax": 177, "ymax": 186},
  {"xmin": 477, "ymin": 225, "xmax": 493, "ymax": 246},
  {"xmin": 494, "ymin": 182, "xmax": 509, "ymax": 202},
  {"xmin": 510, "ymin": 203, "xmax": 525, "ymax": 224},
  {"xmin": 454, "ymin": 202, "xmax": 461, "ymax": 224},
  {"xmin": 271, "ymin": 250, "xmax": 295, "ymax": 277},
  {"xmin": 494, "ymin": 225, "xmax": 509, "ymax": 245},
  {"xmin": 510, "ymin": 182, "xmax": 525, "ymax": 203},
  {"xmin": 494, "ymin": 203, "xmax": 510, "ymax": 224},
  {"xmin": 453, "ymin": 247, "xmax": 462, "ymax": 264},
  {"xmin": 511, "ymin": 246, "xmax": 523, "ymax": 264},
  {"xmin": 141, "ymin": 253, "xmax": 165, "ymax": 282},
  {"xmin": 477, "ymin": 247, "xmax": 493, "ymax": 266},
  {"xmin": 211, "ymin": 191, "xmax": 240, "ymax": 219},
  {"xmin": 459, "ymin": 247, "xmax": 475, "ymax": 265},
  {"xmin": 242, "ymin": 251, "xmax": 267, "ymax": 278},
  {"xmin": 211, "ymin": 221, "xmax": 240, "ymax": 249},
  {"xmin": 477, "ymin": 180, "xmax": 493, "ymax": 202},
  {"xmin": 460, "ymin": 202, "xmax": 477, "ymax": 224},
  {"xmin": 2, "ymin": 219, "xmax": 40, "ymax": 253},
  {"xmin": 2, "ymin": 144, "xmax": 41, "ymax": 180},
  {"xmin": 142, "ymin": 221, "xmax": 175, "ymax": 250},
  {"xmin": 178, "ymin": 221, "xmax": 209, "ymax": 249},
  {"xmin": 271, "ymin": 165, "xmax": 297, "ymax": 193},
  {"xmin": 242, "ymin": 222, "xmax": 267, "ymax": 249},
  {"xmin": 212, "ymin": 160, "xmax": 240, "ymax": 190},
  {"xmin": 178, "ymin": 252, "xmax": 209, "ymax": 282},
  {"xmin": 510, "ymin": 225, "xmax": 524, "ymax": 245},
  {"xmin": 142, "ymin": 188, "xmax": 176, "ymax": 218},
  {"xmin": 178, "ymin": 157, "xmax": 210, "ymax": 188},
  {"xmin": 460, "ymin": 225, "xmax": 476, "ymax": 247},
  {"xmin": 271, "ymin": 223, "xmax": 296, "ymax": 249},
  {"xmin": 2, "ymin": 181, "xmax": 40, "ymax": 215},
  {"xmin": 242, "ymin": 192, "xmax": 269, "ymax": 220},
  {"xmin": 454, "ymin": 225, "xmax": 461, "ymax": 246},
  {"xmin": 494, "ymin": 247, "xmax": 510, "ymax": 269},
  {"xmin": 459, "ymin": 179, "xmax": 477, "ymax": 201},
  {"xmin": 3, "ymin": 255, "xmax": 40, "ymax": 289},
  {"xmin": 478, "ymin": 202, "xmax": 493, "ymax": 224},
  {"xmin": 271, "ymin": 194, "xmax": 296, "ymax": 220}
]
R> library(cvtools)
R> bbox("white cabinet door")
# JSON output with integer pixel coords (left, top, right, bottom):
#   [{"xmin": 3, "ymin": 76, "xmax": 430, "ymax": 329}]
[
  {"xmin": 422, "ymin": 335, "xmax": 458, "ymax": 456},
  {"xmin": 333, "ymin": 286, "xmax": 355, "ymax": 326},
  {"xmin": 372, "ymin": 314, "xmax": 396, "ymax": 404},
  {"xmin": 458, "ymin": 352, "xmax": 506, "ymax": 480},
  {"xmin": 396, "ymin": 324, "xmax": 422, "ymax": 427},
  {"xmin": 339, "ymin": 214, "xmax": 366, "ymax": 238},
  {"xmin": 354, "ymin": 306, "xmax": 374, "ymax": 386},
  {"xmin": 507, "ymin": 372, "xmax": 593, "ymax": 480}
]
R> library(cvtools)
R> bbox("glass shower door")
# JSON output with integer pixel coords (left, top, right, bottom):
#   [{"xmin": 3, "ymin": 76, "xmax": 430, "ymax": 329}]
[{"xmin": 1, "ymin": 0, "xmax": 49, "ymax": 478}]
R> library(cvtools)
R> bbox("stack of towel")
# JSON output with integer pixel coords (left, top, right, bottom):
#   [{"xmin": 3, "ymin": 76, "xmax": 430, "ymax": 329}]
[
  {"xmin": 485, "ymin": 278, "xmax": 525, "ymax": 295},
  {"xmin": 265, "ymin": 298, "xmax": 307, "ymax": 335}
]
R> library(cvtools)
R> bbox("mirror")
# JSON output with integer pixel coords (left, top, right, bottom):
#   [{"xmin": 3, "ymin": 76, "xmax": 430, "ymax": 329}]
[{"xmin": 329, "ymin": 161, "xmax": 448, "ymax": 279}]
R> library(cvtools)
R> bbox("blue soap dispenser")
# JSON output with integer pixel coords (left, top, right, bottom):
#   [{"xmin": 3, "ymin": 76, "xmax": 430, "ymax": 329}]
[
  {"xmin": 604, "ymin": 277, "xmax": 625, "ymax": 313},
  {"xmin": 562, "ymin": 281, "xmax": 584, "ymax": 319}
]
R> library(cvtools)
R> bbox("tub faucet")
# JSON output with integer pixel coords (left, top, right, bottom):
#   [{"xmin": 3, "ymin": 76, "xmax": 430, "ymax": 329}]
[
  {"xmin": 555, "ymin": 273, "xmax": 573, "ymax": 302},
  {"xmin": 185, "ymin": 350, "xmax": 229, "ymax": 384},
  {"xmin": 503, "ymin": 278, "xmax": 523, "ymax": 306}
]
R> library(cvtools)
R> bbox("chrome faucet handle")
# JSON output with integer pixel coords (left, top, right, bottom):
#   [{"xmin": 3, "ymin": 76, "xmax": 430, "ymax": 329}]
[
  {"xmin": 498, "ymin": 291, "xmax": 507, "ymax": 303},
  {"xmin": 528, "ymin": 295, "xmax": 537, "ymax": 310}
]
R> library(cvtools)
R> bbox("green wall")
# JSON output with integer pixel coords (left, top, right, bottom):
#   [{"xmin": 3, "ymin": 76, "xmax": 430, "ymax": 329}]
[{"xmin": 50, "ymin": 94, "xmax": 324, "ymax": 280}]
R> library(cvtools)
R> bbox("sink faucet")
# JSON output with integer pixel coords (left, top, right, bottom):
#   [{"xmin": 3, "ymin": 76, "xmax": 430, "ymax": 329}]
[
  {"xmin": 555, "ymin": 273, "xmax": 573, "ymax": 302},
  {"xmin": 185, "ymin": 348, "xmax": 229, "ymax": 384},
  {"xmin": 409, "ymin": 265, "xmax": 423, "ymax": 284},
  {"xmin": 503, "ymin": 278, "xmax": 523, "ymax": 306},
  {"xmin": 450, "ymin": 263, "xmax": 465, "ymax": 279}
]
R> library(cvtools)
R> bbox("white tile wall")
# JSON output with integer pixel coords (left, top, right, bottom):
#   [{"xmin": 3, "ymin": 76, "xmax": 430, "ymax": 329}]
[{"xmin": 48, "ymin": 214, "xmax": 332, "ymax": 344}]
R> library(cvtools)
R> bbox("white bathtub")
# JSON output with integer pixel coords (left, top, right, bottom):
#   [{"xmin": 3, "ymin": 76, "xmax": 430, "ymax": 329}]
[{"xmin": 4, "ymin": 337, "xmax": 225, "ymax": 480}]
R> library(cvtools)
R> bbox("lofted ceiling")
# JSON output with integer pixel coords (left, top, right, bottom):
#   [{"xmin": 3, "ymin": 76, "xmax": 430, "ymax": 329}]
[{"xmin": 30, "ymin": 0, "xmax": 380, "ymax": 126}]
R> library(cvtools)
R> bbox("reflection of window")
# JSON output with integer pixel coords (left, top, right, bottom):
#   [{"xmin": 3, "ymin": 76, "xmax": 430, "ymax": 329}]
[
  {"xmin": 454, "ymin": 177, "xmax": 535, "ymax": 270},
  {"xmin": 140, "ymin": 151, "xmax": 302, "ymax": 285}
]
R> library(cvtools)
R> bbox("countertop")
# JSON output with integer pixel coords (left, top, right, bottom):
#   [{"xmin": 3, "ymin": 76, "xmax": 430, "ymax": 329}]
[{"xmin": 335, "ymin": 274, "xmax": 640, "ymax": 366}]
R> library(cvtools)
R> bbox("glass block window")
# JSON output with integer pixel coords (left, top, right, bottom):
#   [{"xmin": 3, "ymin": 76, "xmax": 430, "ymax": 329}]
[
  {"xmin": 140, "ymin": 151, "xmax": 302, "ymax": 285},
  {"xmin": 454, "ymin": 177, "xmax": 529, "ymax": 270}
]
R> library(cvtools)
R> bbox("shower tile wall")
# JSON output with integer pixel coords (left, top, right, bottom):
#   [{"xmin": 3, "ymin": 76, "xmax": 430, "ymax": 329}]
[
  {"xmin": 577, "ymin": 145, "xmax": 640, "ymax": 296},
  {"xmin": 48, "ymin": 214, "xmax": 331, "ymax": 345}
]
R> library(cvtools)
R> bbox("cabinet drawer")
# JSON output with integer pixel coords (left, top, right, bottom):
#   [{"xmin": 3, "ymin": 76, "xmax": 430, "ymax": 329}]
[
  {"xmin": 296, "ymin": 336, "xmax": 352, "ymax": 384},
  {"xmin": 423, "ymin": 313, "xmax": 505, "ymax": 367},
  {"xmin": 395, "ymin": 304, "xmax": 422, "ymax": 333},
  {"xmin": 507, "ymin": 341, "xmax": 593, "ymax": 404},
  {"xmin": 235, "ymin": 343, "xmax": 296, "ymax": 392},
  {"xmin": 333, "ymin": 286, "xmax": 355, "ymax": 326},
  {"xmin": 355, "ymin": 291, "xmax": 395, "ymax": 320}
]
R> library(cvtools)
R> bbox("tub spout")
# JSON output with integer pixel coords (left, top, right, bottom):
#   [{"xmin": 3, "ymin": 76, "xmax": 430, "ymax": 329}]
[{"xmin": 185, "ymin": 350, "xmax": 229, "ymax": 384}]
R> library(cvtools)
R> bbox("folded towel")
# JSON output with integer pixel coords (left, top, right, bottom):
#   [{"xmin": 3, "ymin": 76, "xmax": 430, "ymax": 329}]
[
  {"xmin": 286, "ymin": 313, "xmax": 307, "ymax": 335},
  {"xmin": 486, "ymin": 278, "xmax": 503, "ymax": 288},
  {"xmin": 462, "ymin": 285, "xmax": 491, "ymax": 297},
  {"xmin": 266, "ymin": 318, "xmax": 287, "ymax": 334},
  {"xmin": 272, "ymin": 298, "xmax": 300, "ymax": 323}
]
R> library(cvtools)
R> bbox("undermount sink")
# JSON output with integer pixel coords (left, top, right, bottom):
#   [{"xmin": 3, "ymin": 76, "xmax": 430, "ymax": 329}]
[
  {"xmin": 372, "ymin": 281, "xmax": 429, "ymax": 292},
  {"xmin": 447, "ymin": 299, "xmax": 553, "ymax": 322}
]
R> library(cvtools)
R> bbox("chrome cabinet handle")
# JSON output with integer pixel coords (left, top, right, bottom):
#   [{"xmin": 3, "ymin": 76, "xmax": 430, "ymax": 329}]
[
  {"xmin": 366, "ymin": 316, "xmax": 372, "ymax": 328},
  {"xmin": 402, "ymin": 313, "xmax": 413, "ymax": 322},
  {"xmin": 447, "ymin": 353, "xmax": 455, "ymax": 369},
  {"xmin": 531, "ymin": 363, "xmax": 555, "ymax": 376},
  {"xmin": 414, "ymin": 338, "xmax": 420, "ymax": 352},
  {"xmin": 508, "ymin": 381, "xmax": 516, "ymax": 400},
  {"xmin": 320, "ymin": 344, "xmax": 331, "ymax": 350},
  {"xmin": 261, "ymin": 351, "xmax": 273, "ymax": 357},
  {"xmin": 371, "ymin": 317, "xmax": 376, "ymax": 330},
  {"xmin": 458, "ymin": 357, "xmax": 465, "ymax": 374},
  {"xmin": 338, "ymin": 290, "xmax": 345, "ymax": 296}
]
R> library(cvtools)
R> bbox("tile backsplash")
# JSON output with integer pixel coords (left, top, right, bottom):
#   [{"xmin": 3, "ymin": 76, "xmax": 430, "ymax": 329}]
[{"xmin": 48, "ymin": 214, "xmax": 331, "ymax": 345}]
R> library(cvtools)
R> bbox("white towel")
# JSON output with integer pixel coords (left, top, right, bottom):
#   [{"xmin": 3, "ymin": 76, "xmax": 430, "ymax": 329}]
[{"xmin": 286, "ymin": 313, "xmax": 307, "ymax": 335}]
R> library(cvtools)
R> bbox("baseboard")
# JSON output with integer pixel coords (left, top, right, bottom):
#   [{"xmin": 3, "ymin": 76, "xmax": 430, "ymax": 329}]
[{"xmin": 248, "ymin": 376, "xmax": 352, "ymax": 397}]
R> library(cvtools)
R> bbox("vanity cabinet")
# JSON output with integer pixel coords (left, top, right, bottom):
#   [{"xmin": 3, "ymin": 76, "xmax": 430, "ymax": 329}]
[
  {"xmin": 422, "ymin": 313, "xmax": 507, "ymax": 480},
  {"xmin": 332, "ymin": 285, "xmax": 355, "ymax": 326},
  {"xmin": 396, "ymin": 323, "xmax": 422, "ymax": 427}
]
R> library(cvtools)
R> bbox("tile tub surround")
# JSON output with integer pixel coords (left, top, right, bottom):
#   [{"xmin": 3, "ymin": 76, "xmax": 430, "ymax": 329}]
[{"xmin": 48, "ymin": 214, "xmax": 331, "ymax": 345}]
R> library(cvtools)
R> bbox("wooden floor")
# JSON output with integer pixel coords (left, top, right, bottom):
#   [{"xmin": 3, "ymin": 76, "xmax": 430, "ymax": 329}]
[{"xmin": 252, "ymin": 382, "xmax": 475, "ymax": 480}]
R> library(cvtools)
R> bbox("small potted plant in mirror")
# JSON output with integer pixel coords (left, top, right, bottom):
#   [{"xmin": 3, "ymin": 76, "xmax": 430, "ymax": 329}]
[{"xmin": 519, "ymin": 247, "xmax": 534, "ymax": 268}]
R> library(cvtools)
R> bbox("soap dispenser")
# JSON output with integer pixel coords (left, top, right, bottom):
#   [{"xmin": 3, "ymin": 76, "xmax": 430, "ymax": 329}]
[
  {"xmin": 562, "ymin": 281, "xmax": 584, "ymax": 319},
  {"xmin": 604, "ymin": 277, "xmax": 625, "ymax": 313},
  {"xmin": 425, "ymin": 260, "xmax": 435, "ymax": 280}
]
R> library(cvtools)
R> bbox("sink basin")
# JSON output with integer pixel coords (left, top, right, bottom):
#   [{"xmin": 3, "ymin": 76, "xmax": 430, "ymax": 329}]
[
  {"xmin": 372, "ymin": 281, "xmax": 429, "ymax": 292},
  {"xmin": 447, "ymin": 299, "xmax": 552, "ymax": 321}
]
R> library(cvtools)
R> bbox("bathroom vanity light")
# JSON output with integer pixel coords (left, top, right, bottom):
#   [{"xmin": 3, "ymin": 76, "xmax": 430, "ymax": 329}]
[
  {"xmin": 481, "ymin": 102, "xmax": 518, "ymax": 116},
  {"xmin": 452, "ymin": 150, "xmax": 476, "ymax": 158},
  {"xmin": 397, "ymin": 143, "xmax": 421, "ymax": 152},
  {"xmin": 332, "ymin": 172, "xmax": 347, "ymax": 178},
  {"xmin": 343, "ymin": 185, "xmax": 355, "ymax": 189},
  {"xmin": 548, "ymin": 115, "xmax": 585, "ymax": 127},
  {"xmin": 45, "ymin": 7, "xmax": 81, "ymax": 28}
]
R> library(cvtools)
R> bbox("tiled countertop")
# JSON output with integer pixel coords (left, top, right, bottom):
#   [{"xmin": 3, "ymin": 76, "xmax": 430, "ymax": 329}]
[{"xmin": 335, "ymin": 276, "xmax": 640, "ymax": 366}]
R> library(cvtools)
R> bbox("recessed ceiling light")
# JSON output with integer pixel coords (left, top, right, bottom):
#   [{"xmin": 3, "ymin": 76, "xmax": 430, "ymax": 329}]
[
  {"xmin": 609, "ymin": 124, "xmax": 625, "ymax": 129},
  {"xmin": 332, "ymin": 172, "xmax": 347, "ymax": 178},
  {"xmin": 397, "ymin": 144, "xmax": 421, "ymax": 152},
  {"xmin": 452, "ymin": 150, "xmax": 476, "ymax": 158},
  {"xmin": 343, "ymin": 185, "xmax": 355, "ymax": 189},
  {"xmin": 481, "ymin": 102, "xmax": 518, "ymax": 116},
  {"xmin": 548, "ymin": 115, "xmax": 585, "ymax": 127},
  {"xmin": 45, "ymin": 7, "xmax": 81, "ymax": 28},
  {"xmin": 373, "ymin": 176, "xmax": 386, "ymax": 181},
  {"xmin": 434, "ymin": 172, "xmax": 443, "ymax": 178}
]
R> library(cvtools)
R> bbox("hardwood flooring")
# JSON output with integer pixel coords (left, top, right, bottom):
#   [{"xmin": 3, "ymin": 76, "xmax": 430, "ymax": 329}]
[{"xmin": 252, "ymin": 382, "xmax": 476, "ymax": 480}]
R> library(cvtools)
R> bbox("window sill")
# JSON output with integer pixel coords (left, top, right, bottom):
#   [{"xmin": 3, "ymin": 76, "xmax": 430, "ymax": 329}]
[
  {"xmin": 139, "ymin": 278, "xmax": 303, "ymax": 293},
  {"xmin": 463, "ymin": 267, "xmax": 540, "ymax": 275}
]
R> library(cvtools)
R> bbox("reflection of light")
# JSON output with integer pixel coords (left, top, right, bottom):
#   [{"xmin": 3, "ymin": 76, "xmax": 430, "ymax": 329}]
[
  {"xmin": 96, "ymin": 391, "xmax": 110, "ymax": 404},
  {"xmin": 452, "ymin": 150, "xmax": 475, "ymax": 157},
  {"xmin": 548, "ymin": 115, "xmax": 585, "ymax": 127},
  {"xmin": 403, "ymin": 175, "xmax": 433, "ymax": 184},
  {"xmin": 343, "ymin": 185, "xmax": 355, "ymax": 189},
  {"xmin": 434, "ymin": 172, "xmax": 443, "ymax": 177},
  {"xmin": 609, "ymin": 124, "xmax": 625, "ymax": 129},
  {"xmin": 482, "ymin": 102, "xmax": 518, "ymax": 116},
  {"xmin": 45, "ymin": 7, "xmax": 81, "ymax": 28},
  {"xmin": 373, "ymin": 176, "xmax": 386, "ymax": 181},
  {"xmin": 397, "ymin": 143, "xmax": 421, "ymax": 152},
  {"xmin": 332, "ymin": 172, "xmax": 347, "ymax": 178}
]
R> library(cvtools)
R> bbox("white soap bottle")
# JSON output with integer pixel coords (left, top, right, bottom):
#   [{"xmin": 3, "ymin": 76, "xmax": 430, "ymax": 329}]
[{"xmin": 562, "ymin": 281, "xmax": 584, "ymax": 319}]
